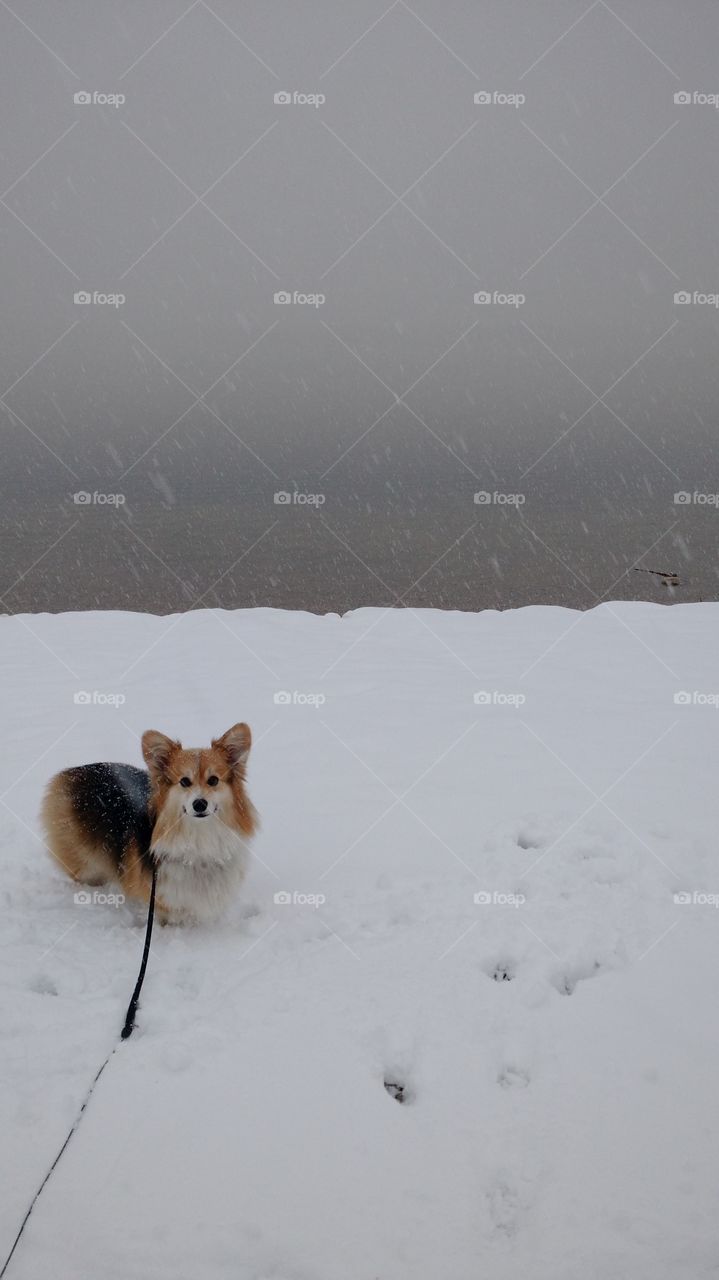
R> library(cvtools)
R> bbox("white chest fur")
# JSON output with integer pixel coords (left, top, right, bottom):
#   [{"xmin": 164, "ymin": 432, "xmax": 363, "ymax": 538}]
[{"xmin": 153, "ymin": 820, "xmax": 250, "ymax": 922}]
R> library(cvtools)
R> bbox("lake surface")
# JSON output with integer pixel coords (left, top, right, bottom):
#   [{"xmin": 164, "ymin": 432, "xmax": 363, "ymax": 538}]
[{"xmin": 1, "ymin": 487, "xmax": 714, "ymax": 615}]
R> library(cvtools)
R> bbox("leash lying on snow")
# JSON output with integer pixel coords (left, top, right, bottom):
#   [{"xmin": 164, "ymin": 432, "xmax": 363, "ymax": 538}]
[{"xmin": 0, "ymin": 864, "xmax": 158, "ymax": 1279}]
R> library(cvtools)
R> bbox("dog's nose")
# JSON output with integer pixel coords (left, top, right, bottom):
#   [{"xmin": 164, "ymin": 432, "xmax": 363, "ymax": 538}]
[{"xmin": 192, "ymin": 797, "xmax": 208, "ymax": 814}]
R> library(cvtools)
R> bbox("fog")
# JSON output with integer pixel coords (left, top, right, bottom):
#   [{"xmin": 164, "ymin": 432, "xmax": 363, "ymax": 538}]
[{"xmin": 1, "ymin": 0, "xmax": 718, "ymax": 612}]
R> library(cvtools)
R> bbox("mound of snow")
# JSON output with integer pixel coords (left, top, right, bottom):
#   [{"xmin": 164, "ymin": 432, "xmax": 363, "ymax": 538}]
[{"xmin": 2, "ymin": 602, "xmax": 719, "ymax": 1279}]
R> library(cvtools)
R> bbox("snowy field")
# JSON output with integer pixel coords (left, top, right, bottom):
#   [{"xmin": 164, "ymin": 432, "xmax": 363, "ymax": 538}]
[{"xmin": 2, "ymin": 601, "xmax": 719, "ymax": 1279}]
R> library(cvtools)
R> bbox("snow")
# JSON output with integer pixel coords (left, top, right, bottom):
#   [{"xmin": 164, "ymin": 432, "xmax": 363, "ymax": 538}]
[{"xmin": 2, "ymin": 601, "xmax": 719, "ymax": 1279}]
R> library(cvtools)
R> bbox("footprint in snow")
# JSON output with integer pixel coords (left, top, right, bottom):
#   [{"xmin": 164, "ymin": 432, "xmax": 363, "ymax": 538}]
[
  {"xmin": 28, "ymin": 973, "xmax": 58, "ymax": 996},
  {"xmin": 384, "ymin": 1079, "xmax": 407, "ymax": 1103},
  {"xmin": 516, "ymin": 828, "xmax": 543, "ymax": 850},
  {"xmin": 482, "ymin": 957, "xmax": 516, "ymax": 983},
  {"xmin": 551, "ymin": 959, "xmax": 602, "ymax": 995},
  {"xmin": 497, "ymin": 1064, "xmax": 530, "ymax": 1089},
  {"xmin": 486, "ymin": 1176, "xmax": 522, "ymax": 1237},
  {"xmin": 383, "ymin": 1070, "xmax": 414, "ymax": 1104}
]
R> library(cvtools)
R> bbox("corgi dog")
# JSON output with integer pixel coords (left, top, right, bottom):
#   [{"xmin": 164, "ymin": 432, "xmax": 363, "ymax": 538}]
[{"xmin": 41, "ymin": 724, "xmax": 257, "ymax": 924}]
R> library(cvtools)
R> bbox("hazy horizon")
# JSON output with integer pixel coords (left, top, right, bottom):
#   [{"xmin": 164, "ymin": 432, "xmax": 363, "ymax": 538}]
[{"xmin": 1, "ymin": 1, "xmax": 718, "ymax": 614}]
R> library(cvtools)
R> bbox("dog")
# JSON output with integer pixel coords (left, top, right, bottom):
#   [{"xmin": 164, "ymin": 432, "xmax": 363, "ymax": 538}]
[{"xmin": 41, "ymin": 723, "xmax": 257, "ymax": 924}]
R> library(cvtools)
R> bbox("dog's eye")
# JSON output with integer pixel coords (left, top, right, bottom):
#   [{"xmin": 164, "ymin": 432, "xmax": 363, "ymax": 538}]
[
  {"xmin": 207, "ymin": 775, "xmax": 219, "ymax": 787},
  {"xmin": 179, "ymin": 777, "xmax": 192, "ymax": 788}
]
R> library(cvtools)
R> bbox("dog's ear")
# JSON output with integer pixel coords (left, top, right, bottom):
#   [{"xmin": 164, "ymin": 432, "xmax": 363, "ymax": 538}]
[
  {"xmin": 142, "ymin": 730, "xmax": 179, "ymax": 775},
  {"xmin": 213, "ymin": 722, "xmax": 251, "ymax": 770}
]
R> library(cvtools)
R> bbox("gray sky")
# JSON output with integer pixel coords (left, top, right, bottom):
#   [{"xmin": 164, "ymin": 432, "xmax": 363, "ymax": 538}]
[{"xmin": 0, "ymin": 1, "xmax": 718, "ymax": 611}]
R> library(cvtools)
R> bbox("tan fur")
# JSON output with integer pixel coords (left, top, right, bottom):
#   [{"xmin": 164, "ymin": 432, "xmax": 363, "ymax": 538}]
[
  {"xmin": 142, "ymin": 724, "xmax": 257, "ymax": 850},
  {"xmin": 42, "ymin": 779, "xmax": 164, "ymax": 908},
  {"xmin": 41, "ymin": 780, "xmax": 116, "ymax": 885},
  {"xmin": 116, "ymin": 839, "xmax": 156, "ymax": 904},
  {"xmin": 41, "ymin": 723, "xmax": 257, "ymax": 924}
]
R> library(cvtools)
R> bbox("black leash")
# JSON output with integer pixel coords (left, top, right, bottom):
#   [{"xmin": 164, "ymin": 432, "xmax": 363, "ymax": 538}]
[
  {"xmin": 0, "ymin": 1052, "xmax": 114, "ymax": 1279},
  {"xmin": 0, "ymin": 865, "xmax": 158, "ymax": 1278},
  {"xmin": 121, "ymin": 863, "xmax": 157, "ymax": 1039}
]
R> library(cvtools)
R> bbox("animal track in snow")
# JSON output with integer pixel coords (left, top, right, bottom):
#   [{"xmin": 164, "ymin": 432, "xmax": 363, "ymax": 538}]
[
  {"xmin": 497, "ymin": 1064, "xmax": 530, "ymax": 1089},
  {"xmin": 483, "ymin": 957, "xmax": 516, "ymax": 983},
  {"xmin": 384, "ymin": 1078, "xmax": 411, "ymax": 1104},
  {"xmin": 551, "ymin": 959, "xmax": 602, "ymax": 995},
  {"xmin": 28, "ymin": 973, "xmax": 58, "ymax": 996},
  {"xmin": 516, "ymin": 829, "xmax": 542, "ymax": 850},
  {"xmin": 486, "ymin": 1176, "xmax": 522, "ymax": 1237}
]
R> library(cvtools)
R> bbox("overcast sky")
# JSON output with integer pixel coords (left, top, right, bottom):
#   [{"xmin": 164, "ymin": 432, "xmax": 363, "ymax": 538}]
[{"xmin": 1, "ymin": 2, "xmax": 717, "ymax": 610}]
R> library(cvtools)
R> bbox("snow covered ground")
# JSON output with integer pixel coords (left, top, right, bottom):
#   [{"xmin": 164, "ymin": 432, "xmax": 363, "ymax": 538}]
[{"xmin": 2, "ymin": 601, "xmax": 719, "ymax": 1279}]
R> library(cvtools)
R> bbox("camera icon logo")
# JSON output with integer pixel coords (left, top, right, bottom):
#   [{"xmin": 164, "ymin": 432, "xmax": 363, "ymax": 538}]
[
  {"xmin": 73, "ymin": 91, "xmax": 92, "ymax": 105},
  {"xmin": 273, "ymin": 690, "xmax": 292, "ymax": 704},
  {"xmin": 674, "ymin": 91, "xmax": 692, "ymax": 105},
  {"xmin": 73, "ymin": 491, "xmax": 92, "ymax": 504},
  {"xmin": 674, "ymin": 291, "xmax": 691, "ymax": 305},
  {"xmin": 673, "ymin": 891, "xmax": 692, "ymax": 903},
  {"xmin": 73, "ymin": 690, "xmax": 92, "ymax": 704},
  {"xmin": 473, "ymin": 491, "xmax": 491, "ymax": 505},
  {"xmin": 673, "ymin": 691, "xmax": 692, "ymax": 705},
  {"xmin": 673, "ymin": 491, "xmax": 691, "ymax": 505},
  {"xmin": 474, "ymin": 890, "xmax": 493, "ymax": 905},
  {"xmin": 274, "ymin": 491, "xmax": 291, "ymax": 505},
  {"xmin": 274, "ymin": 890, "xmax": 292, "ymax": 904},
  {"xmin": 473, "ymin": 691, "xmax": 492, "ymax": 705},
  {"xmin": 274, "ymin": 92, "xmax": 292, "ymax": 105},
  {"xmin": 74, "ymin": 889, "xmax": 92, "ymax": 904},
  {"xmin": 474, "ymin": 291, "xmax": 492, "ymax": 305},
  {"xmin": 74, "ymin": 291, "xmax": 91, "ymax": 305},
  {"xmin": 274, "ymin": 291, "xmax": 292, "ymax": 305},
  {"xmin": 474, "ymin": 91, "xmax": 492, "ymax": 105}
]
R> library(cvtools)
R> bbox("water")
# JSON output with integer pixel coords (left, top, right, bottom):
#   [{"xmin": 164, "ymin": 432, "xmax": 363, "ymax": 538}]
[
  {"xmin": 2, "ymin": 3, "xmax": 717, "ymax": 616},
  {"xmin": 1, "ymin": 484, "xmax": 713, "ymax": 615}
]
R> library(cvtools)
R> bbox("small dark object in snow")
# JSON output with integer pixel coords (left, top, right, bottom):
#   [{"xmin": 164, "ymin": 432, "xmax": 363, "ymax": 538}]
[
  {"xmin": 493, "ymin": 965, "xmax": 514, "ymax": 982},
  {"xmin": 384, "ymin": 1080, "xmax": 405, "ymax": 1103}
]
